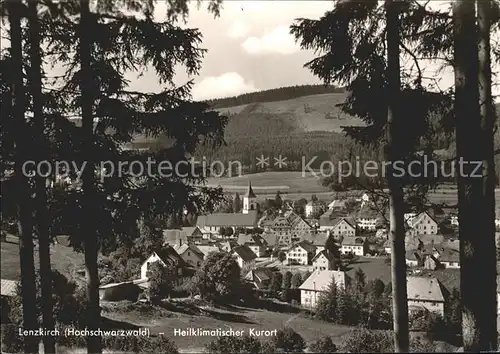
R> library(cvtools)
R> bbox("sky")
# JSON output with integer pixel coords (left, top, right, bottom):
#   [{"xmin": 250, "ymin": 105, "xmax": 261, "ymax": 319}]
[{"xmin": 124, "ymin": 0, "xmax": 499, "ymax": 102}]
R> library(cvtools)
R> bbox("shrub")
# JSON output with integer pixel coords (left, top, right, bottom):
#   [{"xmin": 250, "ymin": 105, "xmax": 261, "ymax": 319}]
[
  {"xmin": 1, "ymin": 324, "xmax": 23, "ymax": 353},
  {"xmin": 341, "ymin": 328, "xmax": 393, "ymax": 353},
  {"xmin": 205, "ymin": 335, "xmax": 261, "ymax": 354},
  {"xmin": 283, "ymin": 271, "xmax": 293, "ymax": 289},
  {"xmin": 55, "ymin": 327, "xmax": 86, "ymax": 348},
  {"xmin": 309, "ymin": 336, "xmax": 337, "ymax": 353},
  {"xmin": 280, "ymin": 288, "xmax": 299, "ymax": 303},
  {"xmin": 8, "ymin": 270, "xmax": 84, "ymax": 327},
  {"xmin": 270, "ymin": 328, "xmax": 306, "ymax": 353},
  {"xmin": 291, "ymin": 272, "xmax": 303, "ymax": 288},
  {"xmin": 140, "ymin": 335, "xmax": 178, "ymax": 353},
  {"xmin": 193, "ymin": 252, "xmax": 242, "ymax": 303},
  {"xmin": 270, "ymin": 272, "xmax": 283, "ymax": 295}
]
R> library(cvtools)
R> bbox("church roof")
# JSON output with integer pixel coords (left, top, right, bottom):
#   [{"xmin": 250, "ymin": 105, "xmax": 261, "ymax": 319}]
[{"xmin": 244, "ymin": 182, "xmax": 256, "ymax": 198}]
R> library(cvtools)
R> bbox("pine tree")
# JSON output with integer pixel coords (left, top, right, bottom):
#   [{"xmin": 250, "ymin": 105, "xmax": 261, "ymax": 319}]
[
  {"xmin": 315, "ymin": 277, "xmax": 338, "ymax": 322},
  {"xmin": 453, "ymin": 0, "xmax": 496, "ymax": 350},
  {"xmin": 335, "ymin": 287, "xmax": 348, "ymax": 325},
  {"xmin": 233, "ymin": 192, "xmax": 241, "ymax": 213},
  {"xmin": 27, "ymin": 1, "xmax": 227, "ymax": 351},
  {"xmin": 27, "ymin": 1, "xmax": 56, "ymax": 352},
  {"xmin": 6, "ymin": 2, "xmax": 39, "ymax": 352},
  {"xmin": 477, "ymin": 0, "xmax": 498, "ymax": 349}
]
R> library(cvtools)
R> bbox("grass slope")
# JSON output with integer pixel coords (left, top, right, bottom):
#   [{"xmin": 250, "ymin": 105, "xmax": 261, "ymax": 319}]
[
  {"xmin": 105, "ymin": 303, "xmax": 353, "ymax": 351},
  {"xmin": 217, "ymin": 93, "xmax": 363, "ymax": 136},
  {"xmin": 1, "ymin": 234, "xmax": 84, "ymax": 280}
]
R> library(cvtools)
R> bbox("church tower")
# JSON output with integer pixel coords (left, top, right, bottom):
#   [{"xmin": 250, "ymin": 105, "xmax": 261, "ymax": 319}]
[{"xmin": 242, "ymin": 182, "xmax": 257, "ymax": 214}]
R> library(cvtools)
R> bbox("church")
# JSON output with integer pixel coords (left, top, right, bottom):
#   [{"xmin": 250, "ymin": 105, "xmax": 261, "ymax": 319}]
[
  {"xmin": 196, "ymin": 182, "xmax": 259, "ymax": 232},
  {"xmin": 242, "ymin": 182, "xmax": 258, "ymax": 214}
]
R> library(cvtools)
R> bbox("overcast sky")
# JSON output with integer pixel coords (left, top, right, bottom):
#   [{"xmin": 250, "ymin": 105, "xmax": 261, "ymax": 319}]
[{"xmin": 125, "ymin": 0, "xmax": 499, "ymax": 102}]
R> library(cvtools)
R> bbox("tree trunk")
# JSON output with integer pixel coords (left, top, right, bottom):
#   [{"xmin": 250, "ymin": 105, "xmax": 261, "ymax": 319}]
[
  {"xmin": 385, "ymin": 0, "xmax": 409, "ymax": 352},
  {"xmin": 79, "ymin": 1, "xmax": 102, "ymax": 352},
  {"xmin": 453, "ymin": 0, "xmax": 494, "ymax": 351},
  {"xmin": 477, "ymin": 0, "xmax": 498, "ymax": 350},
  {"xmin": 27, "ymin": 1, "xmax": 56, "ymax": 352},
  {"xmin": 8, "ymin": 1, "xmax": 39, "ymax": 352}
]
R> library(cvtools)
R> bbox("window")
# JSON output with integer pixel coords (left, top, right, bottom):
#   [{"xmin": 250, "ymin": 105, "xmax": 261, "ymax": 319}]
[{"xmin": 187, "ymin": 251, "xmax": 190, "ymax": 256}]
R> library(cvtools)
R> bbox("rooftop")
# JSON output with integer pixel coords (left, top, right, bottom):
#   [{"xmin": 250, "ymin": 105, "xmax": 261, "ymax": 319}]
[
  {"xmin": 299, "ymin": 270, "xmax": 348, "ymax": 291},
  {"xmin": 197, "ymin": 211, "xmax": 258, "ymax": 227},
  {"xmin": 244, "ymin": 182, "xmax": 257, "ymax": 198},
  {"xmin": 233, "ymin": 245, "xmax": 257, "ymax": 262},
  {"xmin": 407, "ymin": 276, "xmax": 445, "ymax": 302},
  {"xmin": 0, "ymin": 279, "xmax": 18, "ymax": 297}
]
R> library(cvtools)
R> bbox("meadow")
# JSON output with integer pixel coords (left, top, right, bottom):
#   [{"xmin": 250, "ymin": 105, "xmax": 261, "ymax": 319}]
[{"xmin": 207, "ymin": 171, "xmax": 500, "ymax": 204}]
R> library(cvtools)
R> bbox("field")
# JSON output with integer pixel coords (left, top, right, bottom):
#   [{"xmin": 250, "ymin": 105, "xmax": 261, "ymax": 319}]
[
  {"xmin": 205, "ymin": 171, "xmax": 326, "ymax": 195},
  {"xmin": 207, "ymin": 171, "xmax": 500, "ymax": 204},
  {"xmin": 0, "ymin": 234, "xmax": 84, "ymax": 280}
]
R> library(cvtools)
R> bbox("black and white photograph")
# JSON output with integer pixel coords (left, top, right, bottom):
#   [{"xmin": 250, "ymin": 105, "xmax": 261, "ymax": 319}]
[{"xmin": 1, "ymin": 0, "xmax": 499, "ymax": 353}]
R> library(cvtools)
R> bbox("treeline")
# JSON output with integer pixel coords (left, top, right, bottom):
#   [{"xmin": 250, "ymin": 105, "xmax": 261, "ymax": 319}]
[
  {"xmin": 204, "ymin": 84, "xmax": 346, "ymax": 109},
  {"xmin": 194, "ymin": 131, "xmax": 384, "ymax": 174}
]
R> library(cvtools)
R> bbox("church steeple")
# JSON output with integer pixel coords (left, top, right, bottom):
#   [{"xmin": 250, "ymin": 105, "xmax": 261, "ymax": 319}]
[
  {"xmin": 242, "ymin": 181, "xmax": 257, "ymax": 214},
  {"xmin": 244, "ymin": 181, "xmax": 256, "ymax": 198}
]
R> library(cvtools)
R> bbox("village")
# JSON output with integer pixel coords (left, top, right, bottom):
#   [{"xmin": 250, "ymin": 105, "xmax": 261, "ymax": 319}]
[
  {"xmin": 2, "ymin": 180, "xmax": 499, "ymax": 352},
  {"xmin": 64, "ymin": 183, "xmax": 497, "ymax": 317}
]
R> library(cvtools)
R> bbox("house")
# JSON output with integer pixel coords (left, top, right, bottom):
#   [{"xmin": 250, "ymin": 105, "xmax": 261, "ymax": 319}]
[
  {"xmin": 358, "ymin": 192, "xmax": 370, "ymax": 207},
  {"xmin": 182, "ymin": 226, "xmax": 204, "ymax": 243},
  {"xmin": 196, "ymin": 210, "xmax": 258, "ymax": 233},
  {"xmin": 420, "ymin": 246, "xmax": 460, "ymax": 270},
  {"xmin": 163, "ymin": 229, "xmax": 188, "ymax": 246},
  {"xmin": 495, "ymin": 208, "xmax": 500, "ymax": 229},
  {"xmin": 99, "ymin": 281, "xmax": 143, "ymax": 302},
  {"xmin": 196, "ymin": 245, "xmax": 221, "ymax": 258},
  {"xmin": 405, "ymin": 234, "xmax": 445, "ymax": 250},
  {"xmin": 407, "ymin": 211, "xmax": 439, "ymax": 235},
  {"xmin": 237, "ymin": 234, "xmax": 266, "ymax": 257},
  {"xmin": 312, "ymin": 250, "xmax": 337, "ymax": 271},
  {"xmin": 449, "ymin": 215, "xmax": 459, "ymax": 227},
  {"xmin": 140, "ymin": 246, "xmax": 185, "ymax": 279},
  {"xmin": 290, "ymin": 216, "xmax": 315, "ymax": 234},
  {"xmin": 244, "ymin": 268, "xmax": 274, "ymax": 290},
  {"xmin": 340, "ymin": 236, "xmax": 367, "ymax": 256},
  {"xmin": 328, "ymin": 218, "xmax": 356, "ymax": 238},
  {"xmin": 404, "ymin": 213, "xmax": 417, "ymax": 223},
  {"xmin": 232, "ymin": 245, "xmax": 257, "ymax": 270},
  {"xmin": 299, "ymin": 270, "xmax": 349, "ymax": 309},
  {"xmin": 286, "ymin": 240, "xmax": 317, "ymax": 265},
  {"xmin": 434, "ymin": 247, "xmax": 460, "ymax": 269},
  {"xmin": 172, "ymin": 243, "xmax": 204, "ymax": 267},
  {"xmin": 407, "ymin": 276, "xmax": 446, "ymax": 316},
  {"xmin": 261, "ymin": 232, "xmax": 279, "ymax": 248},
  {"xmin": 305, "ymin": 200, "xmax": 322, "ymax": 218},
  {"xmin": 258, "ymin": 214, "xmax": 275, "ymax": 230},
  {"xmin": 406, "ymin": 250, "xmax": 423, "ymax": 267},
  {"xmin": 328, "ymin": 199, "xmax": 346, "ymax": 210},
  {"xmin": 219, "ymin": 240, "xmax": 238, "ymax": 252},
  {"xmin": 302, "ymin": 232, "xmax": 328, "ymax": 251},
  {"xmin": 356, "ymin": 208, "xmax": 379, "ymax": 231},
  {"xmin": 383, "ymin": 239, "xmax": 391, "ymax": 254}
]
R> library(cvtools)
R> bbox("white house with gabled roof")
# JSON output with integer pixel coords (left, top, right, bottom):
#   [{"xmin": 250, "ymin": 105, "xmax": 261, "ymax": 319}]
[
  {"xmin": 407, "ymin": 276, "xmax": 445, "ymax": 316},
  {"xmin": 299, "ymin": 270, "xmax": 349, "ymax": 309}
]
